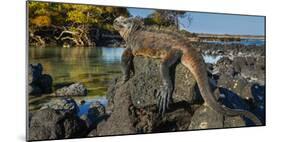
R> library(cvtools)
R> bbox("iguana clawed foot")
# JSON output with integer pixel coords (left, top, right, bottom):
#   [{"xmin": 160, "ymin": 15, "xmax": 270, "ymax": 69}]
[{"xmin": 156, "ymin": 84, "xmax": 173, "ymax": 116}]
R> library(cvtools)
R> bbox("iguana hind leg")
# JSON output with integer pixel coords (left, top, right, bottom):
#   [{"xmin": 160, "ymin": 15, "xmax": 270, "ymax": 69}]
[
  {"xmin": 157, "ymin": 51, "xmax": 181, "ymax": 115},
  {"xmin": 121, "ymin": 48, "xmax": 134, "ymax": 83}
]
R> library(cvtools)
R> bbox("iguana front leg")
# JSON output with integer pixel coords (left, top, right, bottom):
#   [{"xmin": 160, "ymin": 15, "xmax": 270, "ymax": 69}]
[
  {"xmin": 121, "ymin": 48, "xmax": 134, "ymax": 83},
  {"xmin": 157, "ymin": 51, "xmax": 181, "ymax": 115}
]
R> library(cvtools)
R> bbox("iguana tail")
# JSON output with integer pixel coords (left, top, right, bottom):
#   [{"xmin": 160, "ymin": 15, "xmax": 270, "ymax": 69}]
[{"xmin": 181, "ymin": 48, "xmax": 262, "ymax": 125}]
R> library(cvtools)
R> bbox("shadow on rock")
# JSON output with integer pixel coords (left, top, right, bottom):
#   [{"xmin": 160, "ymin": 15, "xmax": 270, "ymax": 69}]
[
  {"xmin": 28, "ymin": 63, "xmax": 53, "ymax": 96},
  {"xmin": 29, "ymin": 108, "xmax": 87, "ymax": 141}
]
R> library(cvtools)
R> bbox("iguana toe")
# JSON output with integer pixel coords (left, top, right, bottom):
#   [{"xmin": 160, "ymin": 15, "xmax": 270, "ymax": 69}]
[{"xmin": 157, "ymin": 85, "xmax": 172, "ymax": 116}]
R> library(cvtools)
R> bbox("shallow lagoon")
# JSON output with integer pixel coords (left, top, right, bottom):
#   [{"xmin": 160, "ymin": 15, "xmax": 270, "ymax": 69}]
[{"xmin": 29, "ymin": 47, "xmax": 124, "ymax": 112}]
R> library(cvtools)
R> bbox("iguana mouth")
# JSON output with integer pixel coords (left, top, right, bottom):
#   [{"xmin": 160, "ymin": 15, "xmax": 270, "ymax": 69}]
[
  {"xmin": 113, "ymin": 22, "xmax": 123, "ymax": 30},
  {"xmin": 113, "ymin": 17, "xmax": 124, "ymax": 30},
  {"xmin": 114, "ymin": 16, "xmax": 130, "ymax": 31}
]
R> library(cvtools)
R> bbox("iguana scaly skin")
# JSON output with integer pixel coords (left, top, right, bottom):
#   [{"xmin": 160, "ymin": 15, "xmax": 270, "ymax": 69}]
[{"xmin": 113, "ymin": 16, "xmax": 262, "ymax": 125}]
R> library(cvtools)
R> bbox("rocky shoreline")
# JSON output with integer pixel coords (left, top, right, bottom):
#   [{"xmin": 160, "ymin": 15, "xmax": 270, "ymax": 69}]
[
  {"xmin": 94, "ymin": 55, "xmax": 265, "ymax": 136},
  {"xmin": 28, "ymin": 42, "xmax": 265, "ymax": 140},
  {"xmin": 193, "ymin": 42, "xmax": 265, "ymax": 57},
  {"xmin": 29, "ymin": 97, "xmax": 107, "ymax": 140}
]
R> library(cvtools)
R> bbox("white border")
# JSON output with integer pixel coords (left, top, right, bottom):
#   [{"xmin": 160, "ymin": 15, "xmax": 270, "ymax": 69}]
[{"xmin": 1, "ymin": 0, "xmax": 280, "ymax": 142}]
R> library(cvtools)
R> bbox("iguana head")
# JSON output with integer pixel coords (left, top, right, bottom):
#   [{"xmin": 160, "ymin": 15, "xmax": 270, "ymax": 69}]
[{"xmin": 113, "ymin": 16, "xmax": 143, "ymax": 40}]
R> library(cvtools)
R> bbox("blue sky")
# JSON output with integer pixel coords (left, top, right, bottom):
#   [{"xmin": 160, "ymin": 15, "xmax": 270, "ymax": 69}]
[{"xmin": 128, "ymin": 8, "xmax": 265, "ymax": 35}]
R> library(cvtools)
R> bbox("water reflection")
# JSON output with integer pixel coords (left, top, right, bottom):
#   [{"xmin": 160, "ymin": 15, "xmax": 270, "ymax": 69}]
[
  {"xmin": 29, "ymin": 47, "xmax": 124, "ymax": 97},
  {"xmin": 78, "ymin": 96, "xmax": 108, "ymax": 116},
  {"xmin": 101, "ymin": 47, "xmax": 124, "ymax": 63}
]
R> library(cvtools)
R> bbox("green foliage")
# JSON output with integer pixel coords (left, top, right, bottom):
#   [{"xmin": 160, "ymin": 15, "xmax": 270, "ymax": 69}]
[
  {"xmin": 28, "ymin": 2, "xmax": 50, "ymax": 16},
  {"xmin": 28, "ymin": 1, "xmax": 129, "ymax": 47},
  {"xmin": 31, "ymin": 15, "xmax": 51, "ymax": 27},
  {"xmin": 28, "ymin": 1, "xmax": 129, "ymax": 30},
  {"xmin": 144, "ymin": 10, "xmax": 187, "ymax": 29},
  {"xmin": 65, "ymin": 5, "xmax": 102, "ymax": 24}
]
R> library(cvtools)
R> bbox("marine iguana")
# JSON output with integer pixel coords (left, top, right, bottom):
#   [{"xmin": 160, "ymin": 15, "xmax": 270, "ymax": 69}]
[{"xmin": 113, "ymin": 16, "xmax": 262, "ymax": 125}]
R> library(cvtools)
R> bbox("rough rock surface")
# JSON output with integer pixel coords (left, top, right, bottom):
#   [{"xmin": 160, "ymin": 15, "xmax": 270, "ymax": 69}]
[
  {"xmin": 80, "ymin": 101, "xmax": 107, "ymax": 130},
  {"xmin": 29, "ymin": 98, "xmax": 110, "ymax": 140},
  {"xmin": 188, "ymin": 104, "xmax": 246, "ymax": 130},
  {"xmin": 213, "ymin": 56, "xmax": 265, "ymax": 122},
  {"xmin": 40, "ymin": 97, "xmax": 79, "ymax": 115},
  {"xmin": 97, "ymin": 83, "xmax": 136, "ymax": 135},
  {"xmin": 107, "ymin": 57, "xmax": 201, "ymax": 109},
  {"xmin": 28, "ymin": 44, "xmax": 265, "ymax": 140},
  {"xmin": 97, "ymin": 54, "xmax": 264, "ymax": 136},
  {"xmin": 98, "ymin": 57, "xmax": 202, "ymax": 135},
  {"xmin": 97, "ymin": 56, "xmax": 202, "ymax": 136},
  {"xmin": 54, "ymin": 83, "xmax": 88, "ymax": 96},
  {"xmin": 29, "ymin": 108, "xmax": 87, "ymax": 141},
  {"xmin": 192, "ymin": 42, "xmax": 265, "ymax": 57},
  {"xmin": 214, "ymin": 56, "xmax": 265, "ymax": 85}
]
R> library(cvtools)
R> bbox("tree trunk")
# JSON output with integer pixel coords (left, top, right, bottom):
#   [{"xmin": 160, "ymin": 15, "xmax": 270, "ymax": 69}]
[
  {"xmin": 29, "ymin": 29, "xmax": 46, "ymax": 48},
  {"xmin": 56, "ymin": 26, "xmax": 95, "ymax": 48}
]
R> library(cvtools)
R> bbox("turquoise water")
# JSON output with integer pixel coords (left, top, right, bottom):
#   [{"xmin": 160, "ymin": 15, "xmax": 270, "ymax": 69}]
[{"xmin": 78, "ymin": 96, "xmax": 108, "ymax": 116}]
